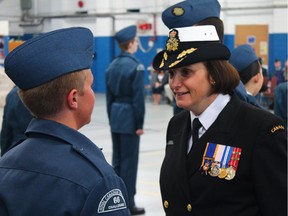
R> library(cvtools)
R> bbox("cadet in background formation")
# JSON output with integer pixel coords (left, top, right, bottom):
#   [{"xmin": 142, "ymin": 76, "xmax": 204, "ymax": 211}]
[
  {"xmin": 153, "ymin": 0, "xmax": 287, "ymax": 215},
  {"xmin": 229, "ymin": 44, "xmax": 264, "ymax": 108},
  {"xmin": 106, "ymin": 25, "xmax": 145, "ymax": 215},
  {"xmin": 0, "ymin": 86, "xmax": 33, "ymax": 156},
  {"xmin": 0, "ymin": 27, "xmax": 130, "ymax": 216}
]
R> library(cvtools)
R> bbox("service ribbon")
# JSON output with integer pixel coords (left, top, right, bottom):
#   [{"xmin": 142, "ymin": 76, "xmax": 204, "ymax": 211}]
[
  {"xmin": 214, "ymin": 144, "xmax": 225, "ymax": 164},
  {"xmin": 201, "ymin": 142, "xmax": 217, "ymax": 166},
  {"xmin": 227, "ymin": 147, "xmax": 242, "ymax": 170}
]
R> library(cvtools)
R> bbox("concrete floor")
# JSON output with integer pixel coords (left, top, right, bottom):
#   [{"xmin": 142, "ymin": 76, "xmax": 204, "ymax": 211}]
[{"xmin": 0, "ymin": 93, "xmax": 173, "ymax": 216}]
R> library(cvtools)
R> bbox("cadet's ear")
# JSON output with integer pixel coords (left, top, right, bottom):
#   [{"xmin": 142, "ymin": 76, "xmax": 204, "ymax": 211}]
[
  {"xmin": 67, "ymin": 89, "xmax": 78, "ymax": 109},
  {"xmin": 253, "ymin": 73, "xmax": 260, "ymax": 83}
]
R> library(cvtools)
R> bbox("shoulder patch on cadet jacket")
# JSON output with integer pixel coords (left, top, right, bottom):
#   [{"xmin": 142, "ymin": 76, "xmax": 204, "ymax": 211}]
[
  {"xmin": 270, "ymin": 124, "xmax": 285, "ymax": 133},
  {"xmin": 137, "ymin": 64, "xmax": 144, "ymax": 71},
  {"xmin": 97, "ymin": 189, "xmax": 127, "ymax": 213}
]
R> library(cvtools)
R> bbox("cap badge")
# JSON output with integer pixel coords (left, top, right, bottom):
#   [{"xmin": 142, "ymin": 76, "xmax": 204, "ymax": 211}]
[
  {"xmin": 172, "ymin": 7, "xmax": 185, "ymax": 16},
  {"xmin": 166, "ymin": 29, "xmax": 179, "ymax": 52}
]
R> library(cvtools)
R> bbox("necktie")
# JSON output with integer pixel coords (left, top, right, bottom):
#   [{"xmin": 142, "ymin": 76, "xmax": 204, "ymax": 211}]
[{"xmin": 192, "ymin": 118, "xmax": 202, "ymax": 145}]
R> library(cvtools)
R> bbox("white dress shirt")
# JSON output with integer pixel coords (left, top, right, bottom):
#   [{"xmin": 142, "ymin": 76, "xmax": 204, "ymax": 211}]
[{"xmin": 187, "ymin": 94, "xmax": 231, "ymax": 153}]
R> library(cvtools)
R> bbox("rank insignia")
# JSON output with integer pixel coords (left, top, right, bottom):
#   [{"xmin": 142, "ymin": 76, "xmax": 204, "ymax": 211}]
[
  {"xmin": 166, "ymin": 29, "xmax": 180, "ymax": 52},
  {"xmin": 200, "ymin": 143, "xmax": 242, "ymax": 180}
]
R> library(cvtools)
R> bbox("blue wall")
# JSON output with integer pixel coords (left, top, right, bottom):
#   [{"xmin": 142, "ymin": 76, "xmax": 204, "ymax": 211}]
[
  {"xmin": 91, "ymin": 34, "xmax": 239, "ymax": 93},
  {"xmin": 4, "ymin": 32, "xmax": 286, "ymax": 93},
  {"xmin": 92, "ymin": 33, "xmax": 287, "ymax": 92},
  {"xmin": 224, "ymin": 34, "xmax": 235, "ymax": 51},
  {"xmin": 91, "ymin": 37, "xmax": 114, "ymax": 93},
  {"xmin": 268, "ymin": 33, "xmax": 287, "ymax": 76},
  {"xmin": 222, "ymin": 33, "xmax": 288, "ymax": 77},
  {"xmin": 91, "ymin": 35, "xmax": 168, "ymax": 92}
]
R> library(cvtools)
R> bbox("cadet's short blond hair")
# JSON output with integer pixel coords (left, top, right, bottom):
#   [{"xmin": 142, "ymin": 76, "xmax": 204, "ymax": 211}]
[{"xmin": 19, "ymin": 70, "xmax": 88, "ymax": 118}]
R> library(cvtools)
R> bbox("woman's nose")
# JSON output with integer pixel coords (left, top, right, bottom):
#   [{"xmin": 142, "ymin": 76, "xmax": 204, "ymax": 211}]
[{"xmin": 169, "ymin": 73, "xmax": 182, "ymax": 90}]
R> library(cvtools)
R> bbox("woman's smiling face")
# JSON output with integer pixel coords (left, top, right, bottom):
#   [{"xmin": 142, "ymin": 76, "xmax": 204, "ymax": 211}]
[{"xmin": 169, "ymin": 62, "xmax": 217, "ymax": 115}]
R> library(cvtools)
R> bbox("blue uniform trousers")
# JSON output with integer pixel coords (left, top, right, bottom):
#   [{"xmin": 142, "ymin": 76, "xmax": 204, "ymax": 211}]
[{"xmin": 112, "ymin": 132, "xmax": 140, "ymax": 207}]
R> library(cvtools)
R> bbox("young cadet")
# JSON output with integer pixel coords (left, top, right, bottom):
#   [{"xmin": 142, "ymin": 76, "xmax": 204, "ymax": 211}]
[
  {"xmin": 0, "ymin": 27, "xmax": 130, "ymax": 216},
  {"xmin": 229, "ymin": 44, "xmax": 264, "ymax": 108},
  {"xmin": 105, "ymin": 25, "xmax": 145, "ymax": 215},
  {"xmin": 153, "ymin": 4, "xmax": 287, "ymax": 216}
]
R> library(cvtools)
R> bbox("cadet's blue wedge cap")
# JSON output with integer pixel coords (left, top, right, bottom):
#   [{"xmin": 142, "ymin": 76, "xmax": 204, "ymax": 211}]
[
  {"xmin": 114, "ymin": 25, "xmax": 137, "ymax": 43},
  {"xmin": 229, "ymin": 44, "xmax": 258, "ymax": 72},
  {"xmin": 162, "ymin": 0, "xmax": 221, "ymax": 29},
  {"xmin": 4, "ymin": 27, "xmax": 94, "ymax": 90}
]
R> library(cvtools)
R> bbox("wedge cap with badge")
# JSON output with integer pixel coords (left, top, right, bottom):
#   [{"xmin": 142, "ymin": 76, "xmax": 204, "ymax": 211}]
[
  {"xmin": 114, "ymin": 25, "xmax": 137, "ymax": 44},
  {"xmin": 4, "ymin": 27, "xmax": 94, "ymax": 90},
  {"xmin": 162, "ymin": 0, "xmax": 221, "ymax": 29},
  {"xmin": 152, "ymin": 25, "xmax": 230, "ymax": 71}
]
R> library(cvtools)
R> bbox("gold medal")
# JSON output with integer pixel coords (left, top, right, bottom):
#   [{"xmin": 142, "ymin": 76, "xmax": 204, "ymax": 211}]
[
  {"xmin": 218, "ymin": 168, "xmax": 228, "ymax": 178},
  {"xmin": 225, "ymin": 166, "xmax": 236, "ymax": 180}
]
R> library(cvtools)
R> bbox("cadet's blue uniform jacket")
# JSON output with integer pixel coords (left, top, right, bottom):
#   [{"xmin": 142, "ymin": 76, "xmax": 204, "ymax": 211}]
[
  {"xmin": 274, "ymin": 81, "xmax": 288, "ymax": 127},
  {"xmin": 235, "ymin": 81, "xmax": 262, "ymax": 109},
  {"xmin": 0, "ymin": 118, "xmax": 130, "ymax": 216},
  {"xmin": 160, "ymin": 93, "xmax": 287, "ymax": 216},
  {"xmin": 0, "ymin": 86, "xmax": 33, "ymax": 156},
  {"xmin": 106, "ymin": 51, "xmax": 145, "ymax": 134}
]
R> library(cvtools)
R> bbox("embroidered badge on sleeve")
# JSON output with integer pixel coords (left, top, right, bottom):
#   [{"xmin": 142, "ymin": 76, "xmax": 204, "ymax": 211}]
[{"xmin": 97, "ymin": 189, "xmax": 127, "ymax": 213}]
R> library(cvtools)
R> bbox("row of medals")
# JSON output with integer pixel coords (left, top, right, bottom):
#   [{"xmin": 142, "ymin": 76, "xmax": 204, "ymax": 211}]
[{"xmin": 201, "ymin": 161, "xmax": 236, "ymax": 180}]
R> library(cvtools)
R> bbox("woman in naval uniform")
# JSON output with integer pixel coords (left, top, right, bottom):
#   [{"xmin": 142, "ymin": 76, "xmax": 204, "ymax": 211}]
[{"xmin": 152, "ymin": 24, "xmax": 287, "ymax": 216}]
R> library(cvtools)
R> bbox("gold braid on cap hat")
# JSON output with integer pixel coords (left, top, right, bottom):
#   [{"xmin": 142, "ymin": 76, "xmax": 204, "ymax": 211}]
[
  {"xmin": 169, "ymin": 58, "xmax": 185, "ymax": 68},
  {"xmin": 159, "ymin": 52, "xmax": 168, "ymax": 68},
  {"xmin": 177, "ymin": 48, "xmax": 197, "ymax": 59}
]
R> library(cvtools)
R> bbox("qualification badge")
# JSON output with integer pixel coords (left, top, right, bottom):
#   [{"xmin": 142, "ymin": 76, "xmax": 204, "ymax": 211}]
[{"xmin": 200, "ymin": 143, "xmax": 242, "ymax": 180}]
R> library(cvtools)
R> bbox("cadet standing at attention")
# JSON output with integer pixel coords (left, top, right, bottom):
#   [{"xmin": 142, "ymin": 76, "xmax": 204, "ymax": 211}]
[
  {"xmin": 106, "ymin": 25, "xmax": 145, "ymax": 215},
  {"xmin": 0, "ymin": 27, "xmax": 130, "ymax": 216},
  {"xmin": 153, "ymin": 1, "xmax": 287, "ymax": 215}
]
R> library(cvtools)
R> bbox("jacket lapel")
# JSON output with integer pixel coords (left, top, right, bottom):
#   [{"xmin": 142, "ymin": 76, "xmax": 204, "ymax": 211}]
[{"xmin": 171, "ymin": 113, "xmax": 192, "ymax": 199}]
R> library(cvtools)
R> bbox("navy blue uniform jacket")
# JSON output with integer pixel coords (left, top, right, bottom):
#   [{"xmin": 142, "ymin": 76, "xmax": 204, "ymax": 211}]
[
  {"xmin": 0, "ymin": 86, "xmax": 33, "ymax": 155},
  {"xmin": 106, "ymin": 51, "xmax": 145, "ymax": 134},
  {"xmin": 160, "ymin": 94, "xmax": 287, "ymax": 216},
  {"xmin": 0, "ymin": 118, "xmax": 131, "ymax": 216}
]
